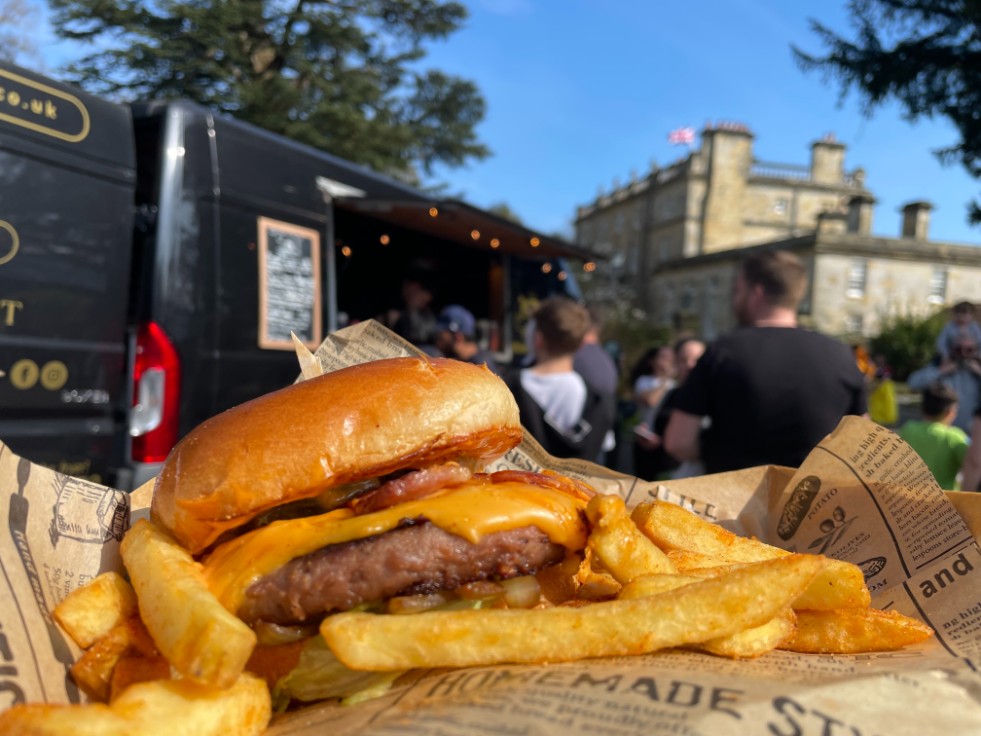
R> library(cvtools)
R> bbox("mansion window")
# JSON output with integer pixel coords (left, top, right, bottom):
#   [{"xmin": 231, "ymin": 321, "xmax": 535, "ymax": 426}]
[
  {"xmin": 845, "ymin": 313, "xmax": 864, "ymax": 335},
  {"xmin": 680, "ymin": 284, "xmax": 695, "ymax": 311},
  {"xmin": 846, "ymin": 258, "xmax": 867, "ymax": 298},
  {"xmin": 928, "ymin": 266, "xmax": 947, "ymax": 305}
]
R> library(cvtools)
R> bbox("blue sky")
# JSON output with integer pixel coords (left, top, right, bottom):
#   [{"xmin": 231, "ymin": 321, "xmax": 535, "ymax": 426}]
[
  {"xmin": 36, "ymin": 0, "xmax": 980, "ymax": 246},
  {"xmin": 424, "ymin": 0, "xmax": 980, "ymax": 246}
]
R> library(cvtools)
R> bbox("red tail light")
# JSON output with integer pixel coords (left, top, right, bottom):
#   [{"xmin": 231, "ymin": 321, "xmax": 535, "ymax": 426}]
[{"xmin": 130, "ymin": 322, "xmax": 181, "ymax": 463}]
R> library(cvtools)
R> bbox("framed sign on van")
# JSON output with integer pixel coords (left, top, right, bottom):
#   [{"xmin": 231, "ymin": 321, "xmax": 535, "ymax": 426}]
[{"xmin": 257, "ymin": 216, "xmax": 323, "ymax": 350}]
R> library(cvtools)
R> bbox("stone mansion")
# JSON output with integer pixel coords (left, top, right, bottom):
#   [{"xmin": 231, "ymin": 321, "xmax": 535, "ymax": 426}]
[{"xmin": 574, "ymin": 123, "xmax": 981, "ymax": 340}]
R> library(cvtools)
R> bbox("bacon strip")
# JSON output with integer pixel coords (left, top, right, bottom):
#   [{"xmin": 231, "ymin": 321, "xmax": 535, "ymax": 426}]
[{"xmin": 351, "ymin": 462, "xmax": 473, "ymax": 514}]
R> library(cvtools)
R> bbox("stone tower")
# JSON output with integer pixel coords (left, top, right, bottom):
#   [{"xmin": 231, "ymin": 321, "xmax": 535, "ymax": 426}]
[
  {"xmin": 699, "ymin": 123, "xmax": 754, "ymax": 253},
  {"xmin": 810, "ymin": 134, "xmax": 846, "ymax": 184}
]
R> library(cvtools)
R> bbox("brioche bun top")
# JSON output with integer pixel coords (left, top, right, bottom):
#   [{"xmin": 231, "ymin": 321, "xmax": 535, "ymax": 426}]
[{"xmin": 151, "ymin": 357, "xmax": 522, "ymax": 553}]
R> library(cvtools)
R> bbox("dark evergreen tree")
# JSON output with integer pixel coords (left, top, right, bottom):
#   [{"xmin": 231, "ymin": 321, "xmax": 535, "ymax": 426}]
[
  {"xmin": 794, "ymin": 0, "xmax": 981, "ymax": 223},
  {"xmin": 0, "ymin": 0, "xmax": 38, "ymax": 64},
  {"xmin": 48, "ymin": 0, "xmax": 489, "ymax": 180}
]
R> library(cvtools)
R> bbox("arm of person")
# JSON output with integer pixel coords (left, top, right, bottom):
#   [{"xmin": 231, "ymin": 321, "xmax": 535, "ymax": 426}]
[
  {"xmin": 663, "ymin": 409, "xmax": 702, "ymax": 463},
  {"xmin": 961, "ymin": 415, "xmax": 981, "ymax": 493}
]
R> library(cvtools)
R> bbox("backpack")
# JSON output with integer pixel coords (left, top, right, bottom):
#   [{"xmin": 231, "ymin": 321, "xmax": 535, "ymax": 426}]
[{"xmin": 505, "ymin": 370, "xmax": 615, "ymax": 462}]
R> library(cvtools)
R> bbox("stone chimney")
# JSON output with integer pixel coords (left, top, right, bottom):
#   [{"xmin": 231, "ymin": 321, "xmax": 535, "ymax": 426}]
[
  {"xmin": 700, "ymin": 122, "xmax": 754, "ymax": 253},
  {"xmin": 847, "ymin": 194, "xmax": 876, "ymax": 234},
  {"xmin": 901, "ymin": 200, "xmax": 933, "ymax": 240},
  {"xmin": 810, "ymin": 133, "xmax": 846, "ymax": 185},
  {"xmin": 816, "ymin": 210, "xmax": 848, "ymax": 235}
]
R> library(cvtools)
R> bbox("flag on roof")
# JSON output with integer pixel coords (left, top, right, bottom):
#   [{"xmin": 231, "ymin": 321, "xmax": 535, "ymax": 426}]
[{"xmin": 668, "ymin": 126, "xmax": 696, "ymax": 146}]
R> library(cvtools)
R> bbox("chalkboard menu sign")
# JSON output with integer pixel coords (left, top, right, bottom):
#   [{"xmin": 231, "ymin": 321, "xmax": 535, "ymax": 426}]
[{"xmin": 257, "ymin": 216, "xmax": 322, "ymax": 350}]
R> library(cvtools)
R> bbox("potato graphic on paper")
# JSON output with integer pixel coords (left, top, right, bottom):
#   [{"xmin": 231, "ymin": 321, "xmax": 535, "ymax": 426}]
[{"xmin": 777, "ymin": 475, "xmax": 820, "ymax": 540}]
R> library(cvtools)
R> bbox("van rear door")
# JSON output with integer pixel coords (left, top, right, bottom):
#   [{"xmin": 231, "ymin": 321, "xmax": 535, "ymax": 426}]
[{"xmin": 0, "ymin": 64, "xmax": 135, "ymax": 485}]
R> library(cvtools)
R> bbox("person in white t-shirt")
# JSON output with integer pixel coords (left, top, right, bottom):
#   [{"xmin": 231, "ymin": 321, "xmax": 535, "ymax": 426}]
[{"xmin": 506, "ymin": 298, "xmax": 614, "ymax": 461}]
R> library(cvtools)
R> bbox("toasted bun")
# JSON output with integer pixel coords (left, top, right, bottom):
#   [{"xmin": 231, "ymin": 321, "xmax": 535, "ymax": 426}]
[{"xmin": 151, "ymin": 357, "xmax": 522, "ymax": 553}]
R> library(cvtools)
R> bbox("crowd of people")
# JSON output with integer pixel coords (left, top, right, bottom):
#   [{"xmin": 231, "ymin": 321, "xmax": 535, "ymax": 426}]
[
  {"xmin": 896, "ymin": 301, "xmax": 981, "ymax": 491},
  {"xmin": 388, "ymin": 250, "xmax": 981, "ymax": 492}
]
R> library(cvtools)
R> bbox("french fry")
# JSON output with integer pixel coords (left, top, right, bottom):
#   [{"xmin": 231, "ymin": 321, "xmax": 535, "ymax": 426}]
[
  {"xmin": 586, "ymin": 494, "xmax": 676, "ymax": 583},
  {"xmin": 110, "ymin": 655, "xmax": 172, "ymax": 702},
  {"xmin": 53, "ymin": 572, "xmax": 137, "ymax": 649},
  {"xmin": 619, "ymin": 575, "xmax": 797, "ymax": 659},
  {"xmin": 782, "ymin": 608, "xmax": 934, "ymax": 653},
  {"xmin": 670, "ymin": 557, "xmax": 870, "ymax": 611},
  {"xmin": 573, "ymin": 546, "xmax": 622, "ymax": 600},
  {"xmin": 697, "ymin": 608, "xmax": 797, "ymax": 659},
  {"xmin": 120, "ymin": 519, "xmax": 256, "ymax": 688},
  {"xmin": 633, "ymin": 501, "xmax": 871, "ymax": 611},
  {"xmin": 618, "ymin": 573, "xmax": 701, "ymax": 598},
  {"xmin": 70, "ymin": 624, "xmax": 132, "ymax": 702},
  {"xmin": 0, "ymin": 673, "xmax": 270, "ymax": 736},
  {"xmin": 322, "ymin": 554, "xmax": 827, "ymax": 671}
]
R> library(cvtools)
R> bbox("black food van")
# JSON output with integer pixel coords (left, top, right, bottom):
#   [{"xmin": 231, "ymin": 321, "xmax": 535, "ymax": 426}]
[{"xmin": 0, "ymin": 62, "xmax": 593, "ymax": 489}]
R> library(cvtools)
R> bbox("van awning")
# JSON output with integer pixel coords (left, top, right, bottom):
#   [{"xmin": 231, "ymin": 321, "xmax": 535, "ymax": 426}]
[{"xmin": 334, "ymin": 197, "xmax": 601, "ymax": 262}]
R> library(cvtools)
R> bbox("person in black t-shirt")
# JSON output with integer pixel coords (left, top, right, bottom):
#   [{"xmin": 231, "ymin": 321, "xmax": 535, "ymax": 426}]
[{"xmin": 663, "ymin": 250, "xmax": 867, "ymax": 475}]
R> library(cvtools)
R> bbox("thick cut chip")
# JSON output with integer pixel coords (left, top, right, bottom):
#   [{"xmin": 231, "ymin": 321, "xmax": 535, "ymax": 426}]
[
  {"xmin": 120, "ymin": 519, "xmax": 256, "ymax": 687},
  {"xmin": 618, "ymin": 574, "xmax": 701, "ymax": 598},
  {"xmin": 783, "ymin": 608, "xmax": 933, "ymax": 653},
  {"xmin": 619, "ymin": 575, "xmax": 797, "ymax": 659},
  {"xmin": 54, "ymin": 572, "xmax": 137, "ymax": 649},
  {"xmin": 573, "ymin": 546, "xmax": 622, "ymax": 600},
  {"xmin": 697, "ymin": 607, "xmax": 797, "ymax": 659},
  {"xmin": 633, "ymin": 501, "xmax": 871, "ymax": 610},
  {"xmin": 70, "ymin": 624, "xmax": 132, "ymax": 702},
  {"xmin": 322, "ymin": 554, "xmax": 826, "ymax": 671},
  {"xmin": 0, "ymin": 673, "xmax": 270, "ymax": 736},
  {"xmin": 586, "ymin": 494, "xmax": 676, "ymax": 583}
]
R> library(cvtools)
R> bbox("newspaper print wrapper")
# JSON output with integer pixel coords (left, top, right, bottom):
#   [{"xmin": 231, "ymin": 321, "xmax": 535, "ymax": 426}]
[{"xmin": 2, "ymin": 320, "xmax": 981, "ymax": 735}]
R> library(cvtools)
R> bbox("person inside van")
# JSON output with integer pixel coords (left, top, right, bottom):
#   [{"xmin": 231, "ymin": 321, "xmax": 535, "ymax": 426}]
[
  {"xmin": 435, "ymin": 305, "xmax": 502, "ymax": 375},
  {"xmin": 391, "ymin": 260, "xmax": 439, "ymax": 354}
]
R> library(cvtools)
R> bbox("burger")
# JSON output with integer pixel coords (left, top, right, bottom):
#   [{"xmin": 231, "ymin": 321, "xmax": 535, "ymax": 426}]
[{"xmin": 149, "ymin": 357, "xmax": 593, "ymax": 700}]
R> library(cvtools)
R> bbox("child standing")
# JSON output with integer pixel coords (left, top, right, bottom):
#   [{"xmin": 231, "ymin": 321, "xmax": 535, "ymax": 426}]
[{"xmin": 899, "ymin": 383, "xmax": 970, "ymax": 490}]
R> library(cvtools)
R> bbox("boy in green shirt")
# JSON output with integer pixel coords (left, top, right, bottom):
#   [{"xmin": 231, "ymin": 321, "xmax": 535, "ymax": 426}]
[{"xmin": 899, "ymin": 383, "xmax": 970, "ymax": 490}]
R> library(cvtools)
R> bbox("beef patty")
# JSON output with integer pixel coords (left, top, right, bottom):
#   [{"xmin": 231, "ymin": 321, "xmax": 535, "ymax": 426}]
[{"xmin": 239, "ymin": 520, "xmax": 565, "ymax": 625}]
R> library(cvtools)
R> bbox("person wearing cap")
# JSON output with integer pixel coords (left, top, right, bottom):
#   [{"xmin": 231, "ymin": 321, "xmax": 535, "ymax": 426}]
[{"xmin": 435, "ymin": 305, "xmax": 502, "ymax": 375}]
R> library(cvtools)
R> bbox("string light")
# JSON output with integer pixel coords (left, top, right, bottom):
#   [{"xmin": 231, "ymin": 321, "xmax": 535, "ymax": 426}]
[
  {"xmin": 379, "ymin": 234, "xmax": 390, "ymax": 245},
  {"xmin": 490, "ymin": 238, "xmax": 500, "ymax": 248},
  {"xmin": 541, "ymin": 263, "xmax": 553, "ymax": 274},
  {"xmin": 583, "ymin": 262, "xmax": 596, "ymax": 272},
  {"xmin": 470, "ymin": 229, "xmax": 480, "ymax": 240},
  {"xmin": 429, "ymin": 207, "xmax": 439, "ymax": 217},
  {"xmin": 530, "ymin": 236, "xmax": 541, "ymax": 247},
  {"xmin": 341, "ymin": 246, "xmax": 352, "ymax": 257}
]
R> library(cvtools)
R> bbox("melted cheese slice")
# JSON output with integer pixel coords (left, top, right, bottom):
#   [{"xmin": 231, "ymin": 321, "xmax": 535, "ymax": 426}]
[{"xmin": 203, "ymin": 482, "xmax": 589, "ymax": 614}]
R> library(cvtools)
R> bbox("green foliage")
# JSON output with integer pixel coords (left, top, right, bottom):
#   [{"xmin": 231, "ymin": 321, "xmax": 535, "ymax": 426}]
[
  {"xmin": 0, "ymin": 0, "xmax": 38, "ymax": 64},
  {"xmin": 794, "ymin": 0, "xmax": 981, "ymax": 224},
  {"xmin": 869, "ymin": 310, "xmax": 947, "ymax": 381},
  {"xmin": 486, "ymin": 202, "xmax": 524, "ymax": 224},
  {"xmin": 47, "ymin": 0, "xmax": 489, "ymax": 180},
  {"xmin": 596, "ymin": 304, "xmax": 673, "ymax": 397}
]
